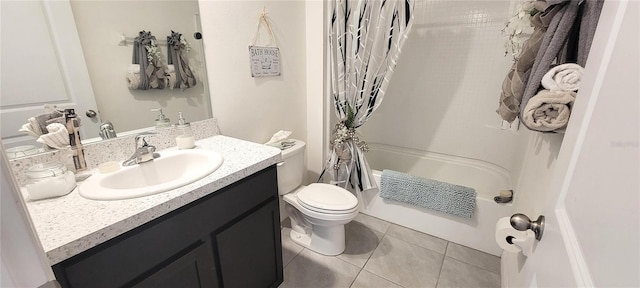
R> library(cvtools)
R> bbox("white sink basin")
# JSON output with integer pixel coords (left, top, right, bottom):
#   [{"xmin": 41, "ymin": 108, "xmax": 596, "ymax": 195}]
[{"xmin": 79, "ymin": 149, "xmax": 224, "ymax": 200}]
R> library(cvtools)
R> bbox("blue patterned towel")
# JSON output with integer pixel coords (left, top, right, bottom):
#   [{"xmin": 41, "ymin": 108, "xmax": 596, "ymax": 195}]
[{"xmin": 380, "ymin": 169, "xmax": 476, "ymax": 218}]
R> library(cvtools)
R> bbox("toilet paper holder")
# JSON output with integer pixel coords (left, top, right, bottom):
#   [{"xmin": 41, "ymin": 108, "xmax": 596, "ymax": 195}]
[{"xmin": 510, "ymin": 213, "xmax": 545, "ymax": 241}]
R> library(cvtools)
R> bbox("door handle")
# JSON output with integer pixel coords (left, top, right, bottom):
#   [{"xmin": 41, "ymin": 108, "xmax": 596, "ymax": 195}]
[
  {"xmin": 86, "ymin": 109, "xmax": 98, "ymax": 118},
  {"xmin": 510, "ymin": 213, "xmax": 545, "ymax": 241}
]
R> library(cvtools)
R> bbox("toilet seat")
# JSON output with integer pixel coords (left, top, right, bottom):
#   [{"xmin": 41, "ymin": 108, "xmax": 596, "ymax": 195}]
[{"xmin": 296, "ymin": 183, "xmax": 358, "ymax": 214}]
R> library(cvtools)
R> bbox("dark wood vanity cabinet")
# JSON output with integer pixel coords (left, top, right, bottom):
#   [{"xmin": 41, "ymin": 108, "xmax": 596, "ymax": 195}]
[{"xmin": 52, "ymin": 166, "xmax": 283, "ymax": 288}]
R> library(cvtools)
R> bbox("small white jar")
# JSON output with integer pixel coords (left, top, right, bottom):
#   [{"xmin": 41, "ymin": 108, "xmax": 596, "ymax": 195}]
[{"xmin": 25, "ymin": 162, "xmax": 76, "ymax": 200}]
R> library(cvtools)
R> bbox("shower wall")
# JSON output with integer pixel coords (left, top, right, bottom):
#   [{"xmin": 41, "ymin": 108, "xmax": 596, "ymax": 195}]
[{"xmin": 360, "ymin": 1, "xmax": 525, "ymax": 175}]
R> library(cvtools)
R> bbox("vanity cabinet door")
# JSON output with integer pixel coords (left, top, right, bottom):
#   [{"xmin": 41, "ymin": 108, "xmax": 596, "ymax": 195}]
[
  {"xmin": 216, "ymin": 201, "xmax": 283, "ymax": 288},
  {"xmin": 132, "ymin": 240, "xmax": 217, "ymax": 288}
]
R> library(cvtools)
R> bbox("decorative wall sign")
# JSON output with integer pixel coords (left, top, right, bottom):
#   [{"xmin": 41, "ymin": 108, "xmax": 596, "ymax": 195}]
[
  {"xmin": 248, "ymin": 7, "xmax": 281, "ymax": 78},
  {"xmin": 248, "ymin": 46, "xmax": 281, "ymax": 77}
]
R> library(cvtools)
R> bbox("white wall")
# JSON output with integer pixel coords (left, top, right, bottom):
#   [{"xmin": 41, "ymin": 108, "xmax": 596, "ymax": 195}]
[
  {"xmin": 305, "ymin": 0, "xmax": 327, "ymax": 182},
  {"xmin": 71, "ymin": 0, "xmax": 210, "ymax": 132},
  {"xmin": 511, "ymin": 131, "xmax": 564, "ymax": 217},
  {"xmin": 199, "ymin": 0, "xmax": 308, "ymax": 146},
  {"xmin": 359, "ymin": 1, "xmax": 523, "ymax": 173}
]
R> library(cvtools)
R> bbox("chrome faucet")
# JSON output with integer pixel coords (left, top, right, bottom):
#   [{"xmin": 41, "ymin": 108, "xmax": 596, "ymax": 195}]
[
  {"xmin": 122, "ymin": 132, "xmax": 160, "ymax": 166},
  {"xmin": 99, "ymin": 121, "xmax": 117, "ymax": 140}
]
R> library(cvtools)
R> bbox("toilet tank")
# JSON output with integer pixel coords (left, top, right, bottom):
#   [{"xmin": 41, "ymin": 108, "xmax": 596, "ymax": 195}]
[{"xmin": 276, "ymin": 139, "xmax": 306, "ymax": 195}]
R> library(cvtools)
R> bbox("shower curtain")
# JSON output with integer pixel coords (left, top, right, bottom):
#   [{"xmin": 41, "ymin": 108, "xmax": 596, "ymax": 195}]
[{"xmin": 323, "ymin": 0, "xmax": 414, "ymax": 191}]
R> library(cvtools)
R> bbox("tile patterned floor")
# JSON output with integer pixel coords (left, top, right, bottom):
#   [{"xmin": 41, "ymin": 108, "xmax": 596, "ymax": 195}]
[{"xmin": 279, "ymin": 213, "xmax": 501, "ymax": 288}]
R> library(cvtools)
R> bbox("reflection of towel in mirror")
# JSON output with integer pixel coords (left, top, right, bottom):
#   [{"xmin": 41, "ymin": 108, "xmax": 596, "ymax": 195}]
[
  {"xmin": 132, "ymin": 31, "xmax": 166, "ymax": 90},
  {"xmin": 167, "ymin": 31, "xmax": 197, "ymax": 90},
  {"xmin": 36, "ymin": 123, "xmax": 70, "ymax": 149},
  {"xmin": 29, "ymin": 111, "xmax": 64, "ymax": 135},
  {"xmin": 522, "ymin": 89, "xmax": 575, "ymax": 132},
  {"xmin": 126, "ymin": 64, "xmax": 141, "ymax": 90},
  {"xmin": 541, "ymin": 63, "xmax": 584, "ymax": 91},
  {"xmin": 165, "ymin": 65, "xmax": 177, "ymax": 90},
  {"xmin": 19, "ymin": 123, "xmax": 40, "ymax": 137}
]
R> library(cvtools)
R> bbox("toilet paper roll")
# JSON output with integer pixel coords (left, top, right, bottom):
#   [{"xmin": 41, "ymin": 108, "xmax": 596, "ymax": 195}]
[{"xmin": 495, "ymin": 217, "xmax": 531, "ymax": 253}]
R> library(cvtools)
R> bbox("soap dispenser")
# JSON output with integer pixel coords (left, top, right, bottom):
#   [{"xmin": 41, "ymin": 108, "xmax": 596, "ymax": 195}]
[
  {"xmin": 175, "ymin": 112, "xmax": 195, "ymax": 149},
  {"xmin": 152, "ymin": 108, "xmax": 171, "ymax": 128}
]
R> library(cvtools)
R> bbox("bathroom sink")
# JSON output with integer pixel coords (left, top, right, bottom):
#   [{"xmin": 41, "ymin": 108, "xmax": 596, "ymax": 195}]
[{"xmin": 79, "ymin": 149, "xmax": 224, "ymax": 200}]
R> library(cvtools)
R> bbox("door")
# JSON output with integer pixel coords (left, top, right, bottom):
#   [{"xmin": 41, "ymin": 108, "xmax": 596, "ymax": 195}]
[
  {"xmin": 0, "ymin": 0, "xmax": 101, "ymax": 148},
  {"xmin": 132, "ymin": 240, "xmax": 217, "ymax": 288},
  {"xmin": 216, "ymin": 201, "xmax": 283, "ymax": 288},
  {"xmin": 507, "ymin": 1, "xmax": 639, "ymax": 287}
]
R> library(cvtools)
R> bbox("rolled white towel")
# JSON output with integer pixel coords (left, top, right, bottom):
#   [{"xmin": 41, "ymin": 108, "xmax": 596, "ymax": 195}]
[
  {"xmin": 36, "ymin": 123, "xmax": 70, "ymax": 149},
  {"xmin": 28, "ymin": 117, "xmax": 43, "ymax": 136},
  {"xmin": 127, "ymin": 64, "xmax": 140, "ymax": 74},
  {"xmin": 19, "ymin": 123, "xmax": 40, "ymax": 138},
  {"xmin": 126, "ymin": 72, "xmax": 141, "ymax": 90},
  {"xmin": 541, "ymin": 63, "xmax": 584, "ymax": 92},
  {"xmin": 522, "ymin": 90, "xmax": 576, "ymax": 132},
  {"xmin": 165, "ymin": 65, "xmax": 176, "ymax": 90}
]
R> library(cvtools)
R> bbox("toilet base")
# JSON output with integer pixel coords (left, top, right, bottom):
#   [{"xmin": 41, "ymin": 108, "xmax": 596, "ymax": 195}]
[{"xmin": 289, "ymin": 223, "xmax": 346, "ymax": 256}]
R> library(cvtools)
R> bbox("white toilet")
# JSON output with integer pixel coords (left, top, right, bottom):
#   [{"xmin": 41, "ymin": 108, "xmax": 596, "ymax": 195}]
[{"xmin": 277, "ymin": 139, "xmax": 359, "ymax": 256}]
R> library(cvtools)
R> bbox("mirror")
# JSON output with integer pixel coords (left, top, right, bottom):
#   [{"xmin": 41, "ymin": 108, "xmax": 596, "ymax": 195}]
[{"xmin": 0, "ymin": 0, "xmax": 212, "ymax": 157}]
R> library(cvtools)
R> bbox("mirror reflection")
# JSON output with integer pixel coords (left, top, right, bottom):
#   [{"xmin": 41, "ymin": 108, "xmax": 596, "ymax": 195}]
[{"xmin": 0, "ymin": 0, "xmax": 212, "ymax": 158}]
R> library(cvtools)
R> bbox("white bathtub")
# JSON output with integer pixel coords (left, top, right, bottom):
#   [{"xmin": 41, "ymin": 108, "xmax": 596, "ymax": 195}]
[{"xmin": 358, "ymin": 144, "xmax": 515, "ymax": 256}]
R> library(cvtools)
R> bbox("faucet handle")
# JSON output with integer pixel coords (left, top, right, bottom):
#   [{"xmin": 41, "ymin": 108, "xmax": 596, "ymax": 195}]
[{"xmin": 134, "ymin": 131, "xmax": 156, "ymax": 147}]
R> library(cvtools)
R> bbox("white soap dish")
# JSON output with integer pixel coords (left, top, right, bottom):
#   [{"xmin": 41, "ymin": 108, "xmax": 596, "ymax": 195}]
[{"xmin": 98, "ymin": 161, "xmax": 121, "ymax": 174}]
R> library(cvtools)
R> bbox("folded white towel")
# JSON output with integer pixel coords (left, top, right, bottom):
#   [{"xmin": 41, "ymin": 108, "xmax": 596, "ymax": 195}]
[
  {"xmin": 127, "ymin": 64, "xmax": 140, "ymax": 74},
  {"xmin": 28, "ymin": 117, "xmax": 43, "ymax": 135},
  {"xmin": 522, "ymin": 90, "xmax": 576, "ymax": 132},
  {"xmin": 541, "ymin": 63, "xmax": 584, "ymax": 92},
  {"xmin": 36, "ymin": 123, "xmax": 70, "ymax": 149},
  {"xmin": 19, "ymin": 123, "xmax": 40, "ymax": 138}
]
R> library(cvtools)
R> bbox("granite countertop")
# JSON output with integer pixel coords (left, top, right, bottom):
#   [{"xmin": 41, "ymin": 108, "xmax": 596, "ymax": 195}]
[{"xmin": 23, "ymin": 135, "xmax": 282, "ymax": 265}]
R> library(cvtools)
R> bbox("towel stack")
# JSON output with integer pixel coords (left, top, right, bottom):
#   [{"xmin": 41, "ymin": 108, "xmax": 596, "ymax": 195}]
[
  {"xmin": 496, "ymin": 0, "xmax": 604, "ymax": 132},
  {"xmin": 19, "ymin": 111, "xmax": 65, "ymax": 136},
  {"xmin": 18, "ymin": 111, "xmax": 71, "ymax": 149},
  {"xmin": 522, "ymin": 63, "xmax": 583, "ymax": 132}
]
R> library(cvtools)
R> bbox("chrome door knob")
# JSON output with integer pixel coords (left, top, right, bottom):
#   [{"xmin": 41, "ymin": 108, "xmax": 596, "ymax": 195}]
[
  {"xmin": 86, "ymin": 109, "xmax": 98, "ymax": 118},
  {"xmin": 510, "ymin": 213, "xmax": 545, "ymax": 241}
]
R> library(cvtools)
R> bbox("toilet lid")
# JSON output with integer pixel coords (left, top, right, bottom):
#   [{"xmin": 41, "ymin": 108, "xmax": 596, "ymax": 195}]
[{"xmin": 297, "ymin": 183, "xmax": 358, "ymax": 212}]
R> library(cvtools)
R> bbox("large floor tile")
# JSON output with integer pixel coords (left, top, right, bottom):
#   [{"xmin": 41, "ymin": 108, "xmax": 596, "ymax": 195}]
[
  {"xmin": 386, "ymin": 223, "xmax": 448, "ymax": 254},
  {"xmin": 281, "ymin": 227, "xmax": 304, "ymax": 267},
  {"xmin": 364, "ymin": 235, "xmax": 444, "ymax": 288},
  {"xmin": 281, "ymin": 248, "xmax": 361, "ymax": 288},
  {"xmin": 353, "ymin": 213, "xmax": 391, "ymax": 234},
  {"xmin": 436, "ymin": 257, "xmax": 501, "ymax": 288},
  {"xmin": 337, "ymin": 220, "xmax": 384, "ymax": 268},
  {"xmin": 350, "ymin": 270, "xmax": 403, "ymax": 288},
  {"xmin": 445, "ymin": 242, "xmax": 501, "ymax": 274}
]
